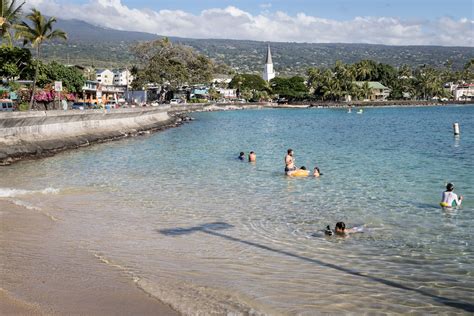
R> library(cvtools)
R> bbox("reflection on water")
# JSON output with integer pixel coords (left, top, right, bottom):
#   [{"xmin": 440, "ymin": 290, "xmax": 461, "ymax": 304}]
[
  {"xmin": 454, "ymin": 135, "xmax": 461, "ymax": 148},
  {"xmin": 1, "ymin": 106, "xmax": 473, "ymax": 314}
]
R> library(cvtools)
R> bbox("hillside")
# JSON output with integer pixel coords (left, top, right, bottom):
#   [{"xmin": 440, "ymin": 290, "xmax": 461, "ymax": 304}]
[{"xmin": 40, "ymin": 19, "xmax": 474, "ymax": 75}]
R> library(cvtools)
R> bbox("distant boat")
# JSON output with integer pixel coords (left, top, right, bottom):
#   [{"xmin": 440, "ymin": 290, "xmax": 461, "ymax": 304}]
[
  {"xmin": 357, "ymin": 109, "xmax": 363, "ymax": 114},
  {"xmin": 347, "ymin": 108, "xmax": 352, "ymax": 113}
]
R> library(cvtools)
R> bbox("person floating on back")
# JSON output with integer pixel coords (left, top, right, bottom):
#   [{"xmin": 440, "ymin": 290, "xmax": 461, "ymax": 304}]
[
  {"xmin": 238, "ymin": 152, "xmax": 245, "ymax": 161},
  {"xmin": 248, "ymin": 151, "xmax": 256, "ymax": 163},
  {"xmin": 440, "ymin": 183, "xmax": 463, "ymax": 208}
]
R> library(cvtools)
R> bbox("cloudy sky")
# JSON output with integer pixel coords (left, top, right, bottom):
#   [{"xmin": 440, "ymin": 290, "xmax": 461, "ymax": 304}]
[{"xmin": 26, "ymin": 0, "xmax": 473, "ymax": 46}]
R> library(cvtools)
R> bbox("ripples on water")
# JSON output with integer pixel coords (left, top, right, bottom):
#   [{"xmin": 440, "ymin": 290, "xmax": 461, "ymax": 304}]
[{"xmin": 1, "ymin": 106, "xmax": 473, "ymax": 314}]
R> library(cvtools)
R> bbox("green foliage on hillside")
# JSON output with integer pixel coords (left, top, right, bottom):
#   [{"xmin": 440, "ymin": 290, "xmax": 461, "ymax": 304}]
[{"xmin": 35, "ymin": 19, "xmax": 474, "ymax": 76}]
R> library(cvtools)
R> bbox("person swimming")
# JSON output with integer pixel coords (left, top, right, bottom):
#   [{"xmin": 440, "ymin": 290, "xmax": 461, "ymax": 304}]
[
  {"xmin": 325, "ymin": 222, "xmax": 364, "ymax": 236},
  {"xmin": 313, "ymin": 167, "xmax": 321, "ymax": 177},
  {"xmin": 440, "ymin": 183, "xmax": 463, "ymax": 207},
  {"xmin": 238, "ymin": 152, "xmax": 245, "ymax": 161}
]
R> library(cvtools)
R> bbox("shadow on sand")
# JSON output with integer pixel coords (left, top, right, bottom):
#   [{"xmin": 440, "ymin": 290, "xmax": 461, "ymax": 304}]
[{"xmin": 158, "ymin": 222, "xmax": 474, "ymax": 313}]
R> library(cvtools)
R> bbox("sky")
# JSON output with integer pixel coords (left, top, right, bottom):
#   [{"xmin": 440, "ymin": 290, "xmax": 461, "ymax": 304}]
[{"xmin": 26, "ymin": 0, "xmax": 474, "ymax": 46}]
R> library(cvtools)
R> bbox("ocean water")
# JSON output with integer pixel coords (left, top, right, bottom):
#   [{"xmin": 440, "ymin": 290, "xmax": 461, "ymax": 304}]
[{"xmin": 1, "ymin": 106, "xmax": 473, "ymax": 314}]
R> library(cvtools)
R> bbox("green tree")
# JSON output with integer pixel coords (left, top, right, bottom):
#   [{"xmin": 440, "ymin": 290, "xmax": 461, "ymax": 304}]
[
  {"xmin": 0, "ymin": 46, "xmax": 30, "ymax": 80},
  {"xmin": 359, "ymin": 81, "xmax": 372, "ymax": 100},
  {"xmin": 15, "ymin": 9, "xmax": 67, "ymax": 109},
  {"xmin": 414, "ymin": 66, "xmax": 444, "ymax": 100},
  {"xmin": 270, "ymin": 76, "xmax": 308, "ymax": 100},
  {"xmin": 354, "ymin": 60, "xmax": 376, "ymax": 81},
  {"xmin": 40, "ymin": 61, "xmax": 85, "ymax": 93},
  {"xmin": 229, "ymin": 74, "xmax": 268, "ymax": 92},
  {"xmin": 131, "ymin": 38, "xmax": 215, "ymax": 90},
  {"xmin": 0, "ymin": 0, "xmax": 24, "ymax": 46}
]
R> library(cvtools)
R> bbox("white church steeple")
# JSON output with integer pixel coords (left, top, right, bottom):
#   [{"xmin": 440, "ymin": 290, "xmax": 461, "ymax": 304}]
[{"xmin": 262, "ymin": 45, "xmax": 275, "ymax": 82}]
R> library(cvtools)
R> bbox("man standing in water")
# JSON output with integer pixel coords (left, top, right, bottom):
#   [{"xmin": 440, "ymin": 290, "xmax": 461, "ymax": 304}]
[{"xmin": 285, "ymin": 149, "xmax": 296, "ymax": 175}]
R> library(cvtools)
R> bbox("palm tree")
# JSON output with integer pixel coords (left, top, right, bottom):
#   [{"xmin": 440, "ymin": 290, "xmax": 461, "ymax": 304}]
[
  {"xmin": 355, "ymin": 60, "xmax": 372, "ymax": 81},
  {"xmin": 0, "ymin": 0, "xmax": 25, "ymax": 46},
  {"xmin": 15, "ymin": 9, "xmax": 67, "ymax": 110},
  {"xmin": 360, "ymin": 81, "xmax": 372, "ymax": 101}
]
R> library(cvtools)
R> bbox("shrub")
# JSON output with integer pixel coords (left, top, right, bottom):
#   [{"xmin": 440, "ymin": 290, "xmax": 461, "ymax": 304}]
[{"xmin": 18, "ymin": 103, "xmax": 29, "ymax": 111}]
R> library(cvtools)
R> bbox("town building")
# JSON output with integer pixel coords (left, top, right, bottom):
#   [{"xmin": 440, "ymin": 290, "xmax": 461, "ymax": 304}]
[
  {"xmin": 113, "ymin": 69, "xmax": 134, "ymax": 87},
  {"xmin": 95, "ymin": 69, "xmax": 114, "ymax": 85},
  {"xmin": 217, "ymin": 88, "xmax": 237, "ymax": 99},
  {"xmin": 262, "ymin": 45, "xmax": 276, "ymax": 82},
  {"xmin": 453, "ymin": 83, "xmax": 474, "ymax": 100},
  {"xmin": 354, "ymin": 81, "xmax": 391, "ymax": 101}
]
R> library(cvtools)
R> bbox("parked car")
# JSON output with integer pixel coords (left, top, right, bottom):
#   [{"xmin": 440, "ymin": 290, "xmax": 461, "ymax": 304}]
[
  {"xmin": 0, "ymin": 99, "xmax": 14, "ymax": 112},
  {"xmin": 169, "ymin": 99, "xmax": 180, "ymax": 104}
]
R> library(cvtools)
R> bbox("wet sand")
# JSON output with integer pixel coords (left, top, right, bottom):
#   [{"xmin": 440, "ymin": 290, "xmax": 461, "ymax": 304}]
[{"xmin": 0, "ymin": 200, "xmax": 179, "ymax": 315}]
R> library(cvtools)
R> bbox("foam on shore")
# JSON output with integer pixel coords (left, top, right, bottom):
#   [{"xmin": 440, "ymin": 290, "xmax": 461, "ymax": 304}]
[{"xmin": 0, "ymin": 187, "xmax": 60, "ymax": 198}]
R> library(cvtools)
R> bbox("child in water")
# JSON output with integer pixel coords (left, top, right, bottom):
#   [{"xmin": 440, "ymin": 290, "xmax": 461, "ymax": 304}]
[
  {"xmin": 440, "ymin": 183, "xmax": 463, "ymax": 207},
  {"xmin": 238, "ymin": 152, "xmax": 245, "ymax": 161}
]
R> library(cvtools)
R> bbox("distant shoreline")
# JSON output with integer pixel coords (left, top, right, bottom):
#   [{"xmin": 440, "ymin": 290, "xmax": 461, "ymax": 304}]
[
  {"xmin": 1, "ymin": 101, "xmax": 471, "ymax": 165},
  {"xmin": 275, "ymin": 100, "xmax": 474, "ymax": 108}
]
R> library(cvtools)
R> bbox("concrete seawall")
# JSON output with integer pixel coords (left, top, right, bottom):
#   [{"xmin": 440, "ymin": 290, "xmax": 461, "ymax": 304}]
[{"xmin": 0, "ymin": 107, "xmax": 175, "ymax": 165}]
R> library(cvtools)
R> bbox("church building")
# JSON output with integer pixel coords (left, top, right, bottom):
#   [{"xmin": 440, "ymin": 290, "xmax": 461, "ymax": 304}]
[{"xmin": 262, "ymin": 45, "xmax": 276, "ymax": 82}]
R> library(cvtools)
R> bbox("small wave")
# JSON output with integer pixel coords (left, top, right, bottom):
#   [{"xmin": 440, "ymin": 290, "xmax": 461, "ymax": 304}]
[
  {"xmin": 0, "ymin": 187, "xmax": 60, "ymax": 198},
  {"xmin": 7, "ymin": 199, "xmax": 59, "ymax": 221}
]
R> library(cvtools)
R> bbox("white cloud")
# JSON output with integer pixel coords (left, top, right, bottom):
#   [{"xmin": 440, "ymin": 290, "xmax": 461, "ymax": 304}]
[{"xmin": 25, "ymin": 0, "xmax": 473, "ymax": 46}]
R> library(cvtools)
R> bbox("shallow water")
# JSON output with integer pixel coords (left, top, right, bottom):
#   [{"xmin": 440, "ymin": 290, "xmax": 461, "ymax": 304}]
[{"xmin": 1, "ymin": 106, "xmax": 473, "ymax": 314}]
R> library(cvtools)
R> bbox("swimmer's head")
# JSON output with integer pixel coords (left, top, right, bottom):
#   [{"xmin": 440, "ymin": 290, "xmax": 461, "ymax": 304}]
[
  {"xmin": 335, "ymin": 222, "xmax": 346, "ymax": 233},
  {"xmin": 240, "ymin": 152, "xmax": 244, "ymax": 156},
  {"xmin": 446, "ymin": 183, "xmax": 454, "ymax": 191},
  {"xmin": 300, "ymin": 166, "xmax": 306, "ymax": 170},
  {"xmin": 287, "ymin": 149, "xmax": 293, "ymax": 155}
]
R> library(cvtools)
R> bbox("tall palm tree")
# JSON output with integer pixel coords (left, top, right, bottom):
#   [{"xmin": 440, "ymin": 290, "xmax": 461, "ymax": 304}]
[
  {"xmin": 0, "ymin": 0, "xmax": 25, "ymax": 46},
  {"xmin": 15, "ymin": 8, "xmax": 67, "ymax": 109},
  {"xmin": 360, "ymin": 81, "xmax": 372, "ymax": 100}
]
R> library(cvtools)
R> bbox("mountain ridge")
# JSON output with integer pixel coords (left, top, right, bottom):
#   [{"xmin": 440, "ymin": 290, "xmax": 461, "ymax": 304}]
[{"xmin": 40, "ymin": 18, "xmax": 474, "ymax": 74}]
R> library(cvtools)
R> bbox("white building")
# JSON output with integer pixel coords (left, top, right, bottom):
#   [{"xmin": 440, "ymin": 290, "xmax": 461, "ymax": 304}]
[
  {"xmin": 95, "ymin": 69, "xmax": 114, "ymax": 85},
  {"xmin": 113, "ymin": 69, "xmax": 134, "ymax": 86},
  {"xmin": 454, "ymin": 84, "xmax": 474, "ymax": 100},
  {"xmin": 262, "ymin": 45, "xmax": 276, "ymax": 82},
  {"xmin": 217, "ymin": 88, "xmax": 237, "ymax": 99}
]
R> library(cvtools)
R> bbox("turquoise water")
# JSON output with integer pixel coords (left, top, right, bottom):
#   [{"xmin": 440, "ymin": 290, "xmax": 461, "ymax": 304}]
[{"xmin": 1, "ymin": 106, "xmax": 473, "ymax": 314}]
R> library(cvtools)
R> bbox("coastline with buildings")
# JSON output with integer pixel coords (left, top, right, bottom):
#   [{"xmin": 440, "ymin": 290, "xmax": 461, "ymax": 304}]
[{"xmin": 1, "ymin": 1, "xmax": 474, "ymax": 315}]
